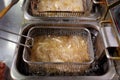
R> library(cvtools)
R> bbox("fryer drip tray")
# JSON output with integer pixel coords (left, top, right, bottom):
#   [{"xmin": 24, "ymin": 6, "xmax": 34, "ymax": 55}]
[{"xmin": 11, "ymin": 23, "xmax": 116, "ymax": 80}]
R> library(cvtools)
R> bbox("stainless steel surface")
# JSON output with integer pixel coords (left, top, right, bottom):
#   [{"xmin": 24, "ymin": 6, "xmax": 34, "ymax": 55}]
[
  {"xmin": 0, "ymin": 0, "xmax": 19, "ymax": 18},
  {"xmin": 101, "ymin": 27, "xmax": 119, "ymax": 48},
  {"xmin": 0, "ymin": 0, "xmax": 23, "ymax": 71}
]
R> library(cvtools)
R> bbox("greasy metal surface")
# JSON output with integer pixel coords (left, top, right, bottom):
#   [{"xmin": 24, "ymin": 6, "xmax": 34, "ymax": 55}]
[
  {"xmin": 101, "ymin": 27, "xmax": 119, "ymax": 48},
  {"xmin": 11, "ymin": 23, "xmax": 116, "ymax": 80},
  {"xmin": 0, "ymin": 0, "xmax": 23, "ymax": 68},
  {"xmin": 0, "ymin": 0, "xmax": 23, "ymax": 79},
  {"xmin": 0, "ymin": 0, "xmax": 19, "ymax": 18}
]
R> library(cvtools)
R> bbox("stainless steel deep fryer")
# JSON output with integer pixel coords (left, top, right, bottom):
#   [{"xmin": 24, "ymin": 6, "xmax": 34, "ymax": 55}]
[{"xmin": 23, "ymin": 26, "xmax": 94, "ymax": 75}]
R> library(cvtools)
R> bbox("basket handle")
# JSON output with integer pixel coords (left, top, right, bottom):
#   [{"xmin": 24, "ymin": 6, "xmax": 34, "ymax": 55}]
[
  {"xmin": 0, "ymin": 28, "xmax": 33, "ymax": 48},
  {"xmin": 101, "ymin": 26, "xmax": 120, "ymax": 60},
  {"xmin": 105, "ymin": 48, "xmax": 120, "ymax": 60}
]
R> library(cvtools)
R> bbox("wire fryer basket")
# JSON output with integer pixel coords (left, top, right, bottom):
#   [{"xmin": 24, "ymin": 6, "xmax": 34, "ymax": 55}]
[
  {"xmin": 28, "ymin": 0, "xmax": 92, "ymax": 17},
  {"xmin": 23, "ymin": 26, "xmax": 94, "ymax": 75}
]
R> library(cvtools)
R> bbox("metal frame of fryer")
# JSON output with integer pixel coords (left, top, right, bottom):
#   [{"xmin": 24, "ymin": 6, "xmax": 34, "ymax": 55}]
[
  {"xmin": 10, "ymin": 23, "xmax": 116, "ymax": 80},
  {"xmin": 9, "ymin": 0, "xmax": 120, "ymax": 79}
]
